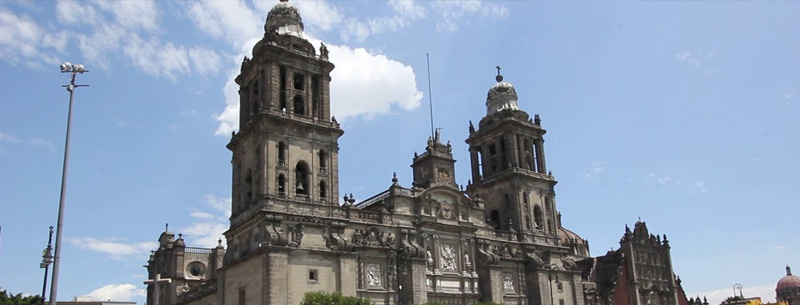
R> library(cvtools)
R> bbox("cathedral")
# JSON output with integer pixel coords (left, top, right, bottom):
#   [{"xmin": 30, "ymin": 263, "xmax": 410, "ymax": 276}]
[{"xmin": 145, "ymin": 1, "xmax": 693, "ymax": 305}]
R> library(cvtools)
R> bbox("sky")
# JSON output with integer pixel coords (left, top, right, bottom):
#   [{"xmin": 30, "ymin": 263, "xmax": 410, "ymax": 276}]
[{"xmin": 0, "ymin": 0, "xmax": 798, "ymax": 304}]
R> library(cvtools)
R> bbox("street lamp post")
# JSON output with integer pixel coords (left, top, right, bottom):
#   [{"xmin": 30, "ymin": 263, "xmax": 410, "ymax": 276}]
[
  {"xmin": 40, "ymin": 226, "xmax": 54, "ymax": 305},
  {"xmin": 49, "ymin": 62, "xmax": 88, "ymax": 305}
]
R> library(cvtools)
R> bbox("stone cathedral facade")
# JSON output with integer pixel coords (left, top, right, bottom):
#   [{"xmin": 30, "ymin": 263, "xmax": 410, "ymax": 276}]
[{"xmin": 145, "ymin": 1, "xmax": 693, "ymax": 305}]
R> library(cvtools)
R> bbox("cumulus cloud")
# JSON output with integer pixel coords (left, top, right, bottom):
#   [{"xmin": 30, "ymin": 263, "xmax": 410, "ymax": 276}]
[
  {"xmin": 212, "ymin": 35, "xmax": 423, "ymax": 135},
  {"xmin": 0, "ymin": 9, "xmax": 68, "ymax": 68},
  {"xmin": 69, "ymin": 237, "xmax": 157, "ymax": 259},
  {"xmin": 180, "ymin": 195, "xmax": 231, "ymax": 248},
  {"xmin": 52, "ymin": 1, "xmax": 223, "ymax": 78},
  {"xmin": 690, "ymin": 283, "xmax": 776, "ymax": 305},
  {"xmin": 0, "ymin": 132, "xmax": 21, "ymax": 143},
  {"xmin": 85, "ymin": 284, "xmax": 145, "ymax": 302},
  {"xmin": 784, "ymin": 92, "xmax": 795, "ymax": 99}
]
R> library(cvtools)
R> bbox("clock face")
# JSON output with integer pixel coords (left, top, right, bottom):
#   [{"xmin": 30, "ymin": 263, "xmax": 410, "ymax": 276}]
[
  {"xmin": 187, "ymin": 262, "xmax": 206, "ymax": 277},
  {"xmin": 437, "ymin": 168, "xmax": 450, "ymax": 183}
]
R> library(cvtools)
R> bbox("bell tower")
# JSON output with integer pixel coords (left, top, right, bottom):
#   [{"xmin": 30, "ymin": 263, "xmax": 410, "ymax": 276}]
[
  {"xmin": 226, "ymin": 0, "xmax": 343, "ymax": 229},
  {"xmin": 465, "ymin": 68, "xmax": 559, "ymax": 243}
]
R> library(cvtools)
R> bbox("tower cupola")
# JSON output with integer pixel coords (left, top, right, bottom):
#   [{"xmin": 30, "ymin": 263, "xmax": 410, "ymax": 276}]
[
  {"xmin": 486, "ymin": 68, "xmax": 520, "ymax": 115},
  {"xmin": 265, "ymin": 0, "xmax": 304, "ymax": 38}
]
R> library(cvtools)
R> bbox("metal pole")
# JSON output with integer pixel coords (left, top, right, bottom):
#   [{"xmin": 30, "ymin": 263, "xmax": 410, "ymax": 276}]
[
  {"xmin": 49, "ymin": 71, "xmax": 80, "ymax": 305},
  {"xmin": 41, "ymin": 226, "xmax": 54, "ymax": 305}
]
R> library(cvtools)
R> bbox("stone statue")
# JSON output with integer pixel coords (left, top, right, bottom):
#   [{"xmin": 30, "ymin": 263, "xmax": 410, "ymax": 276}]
[{"xmin": 426, "ymin": 247, "xmax": 434, "ymax": 269}]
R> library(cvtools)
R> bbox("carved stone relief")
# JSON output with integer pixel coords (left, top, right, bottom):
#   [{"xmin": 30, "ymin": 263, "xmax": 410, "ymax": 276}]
[
  {"xmin": 367, "ymin": 263, "xmax": 382, "ymax": 286},
  {"xmin": 502, "ymin": 272, "xmax": 515, "ymax": 292},
  {"xmin": 440, "ymin": 244, "xmax": 457, "ymax": 271}
]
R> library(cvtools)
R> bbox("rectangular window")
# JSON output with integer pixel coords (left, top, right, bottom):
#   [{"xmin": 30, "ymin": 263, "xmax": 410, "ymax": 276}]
[
  {"xmin": 557, "ymin": 281, "xmax": 563, "ymax": 292},
  {"xmin": 238, "ymin": 289, "xmax": 245, "ymax": 305},
  {"xmin": 294, "ymin": 73, "xmax": 305, "ymax": 91},
  {"xmin": 559, "ymin": 299, "xmax": 565, "ymax": 305},
  {"xmin": 308, "ymin": 269, "xmax": 318, "ymax": 283}
]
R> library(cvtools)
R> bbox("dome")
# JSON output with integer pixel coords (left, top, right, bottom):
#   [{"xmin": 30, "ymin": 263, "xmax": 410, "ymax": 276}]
[
  {"xmin": 265, "ymin": 0, "xmax": 304, "ymax": 39},
  {"xmin": 777, "ymin": 266, "xmax": 800, "ymax": 290},
  {"xmin": 558, "ymin": 226, "xmax": 585, "ymax": 245},
  {"xmin": 486, "ymin": 73, "xmax": 520, "ymax": 115}
]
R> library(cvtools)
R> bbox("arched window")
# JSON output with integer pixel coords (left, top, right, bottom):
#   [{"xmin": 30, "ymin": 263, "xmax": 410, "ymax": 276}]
[
  {"xmin": 319, "ymin": 180, "xmax": 327, "ymax": 199},
  {"xmin": 489, "ymin": 210, "xmax": 501, "ymax": 230},
  {"xmin": 293, "ymin": 95, "xmax": 305, "ymax": 115},
  {"xmin": 295, "ymin": 161, "xmax": 309, "ymax": 195},
  {"xmin": 318, "ymin": 149, "xmax": 327, "ymax": 168},
  {"xmin": 534, "ymin": 205, "xmax": 543, "ymax": 230},
  {"xmin": 277, "ymin": 174, "xmax": 286, "ymax": 196}
]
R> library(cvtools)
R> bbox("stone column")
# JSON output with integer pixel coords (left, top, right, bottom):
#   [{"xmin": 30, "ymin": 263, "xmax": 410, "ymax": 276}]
[
  {"xmin": 509, "ymin": 133, "xmax": 521, "ymax": 169},
  {"xmin": 264, "ymin": 249, "xmax": 290, "ymax": 305},
  {"xmin": 536, "ymin": 138, "xmax": 547, "ymax": 174},
  {"xmin": 469, "ymin": 147, "xmax": 481, "ymax": 182},
  {"xmin": 339, "ymin": 253, "xmax": 359, "ymax": 297}
]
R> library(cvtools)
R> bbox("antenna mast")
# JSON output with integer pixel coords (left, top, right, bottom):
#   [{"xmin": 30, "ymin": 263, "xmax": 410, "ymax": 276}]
[{"xmin": 426, "ymin": 53, "xmax": 435, "ymax": 138}]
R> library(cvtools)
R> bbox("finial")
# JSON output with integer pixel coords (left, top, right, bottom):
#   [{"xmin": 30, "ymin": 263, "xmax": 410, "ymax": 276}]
[
  {"xmin": 788, "ymin": 265, "xmax": 792, "ymax": 276},
  {"xmin": 495, "ymin": 66, "xmax": 503, "ymax": 82},
  {"xmin": 165, "ymin": 223, "xmax": 169, "ymax": 232},
  {"xmin": 178, "ymin": 233, "xmax": 183, "ymax": 239},
  {"xmin": 280, "ymin": 0, "xmax": 288, "ymax": 2},
  {"xmin": 218, "ymin": 238, "xmax": 223, "ymax": 246},
  {"xmin": 392, "ymin": 172, "xmax": 398, "ymax": 183},
  {"xmin": 637, "ymin": 217, "xmax": 641, "ymax": 222}
]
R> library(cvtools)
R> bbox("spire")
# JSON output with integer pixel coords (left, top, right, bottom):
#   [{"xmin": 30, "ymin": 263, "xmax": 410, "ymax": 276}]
[{"xmin": 787, "ymin": 265, "xmax": 792, "ymax": 276}]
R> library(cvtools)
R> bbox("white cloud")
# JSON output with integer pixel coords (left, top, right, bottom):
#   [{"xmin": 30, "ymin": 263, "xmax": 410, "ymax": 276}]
[
  {"xmin": 0, "ymin": 9, "xmax": 67, "ymax": 68},
  {"xmin": 30, "ymin": 138, "xmax": 55, "ymax": 152},
  {"xmin": 180, "ymin": 195, "xmax": 231, "ymax": 248},
  {"xmin": 675, "ymin": 51, "xmax": 691, "ymax": 62},
  {"xmin": 432, "ymin": 0, "xmax": 508, "ymax": 32},
  {"xmin": 214, "ymin": 37, "xmax": 423, "ymax": 135},
  {"xmin": 0, "ymin": 132, "xmax": 21, "ymax": 143},
  {"xmin": 692, "ymin": 180, "xmax": 708, "ymax": 193},
  {"xmin": 690, "ymin": 283, "xmax": 777, "ymax": 305},
  {"xmin": 784, "ymin": 92, "xmax": 795, "ymax": 99},
  {"xmin": 85, "ymin": 284, "xmax": 145, "ymax": 302},
  {"xmin": 289, "ymin": 0, "xmax": 344, "ymax": 32},
  {"xmin": 52, "ymin": 1, "xmax": 224, "ymax": 78},
  {"xmin": 69, "ymin": 237, "xmax": 157, "ymax": 259},
  {"xmin": 186, "ymin": 0, "xmax": 261, "ymax": 47},
  {"xmin": 584, "ymin": 166, "xmax": 605, "ymax": 181},
  {"xmin": 656, "ymin": 176, "xmax": 672, "ymax": 185}
]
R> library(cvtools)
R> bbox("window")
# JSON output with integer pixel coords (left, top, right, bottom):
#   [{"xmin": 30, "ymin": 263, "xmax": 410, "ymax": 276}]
[
  {"xmin": 279, "ymin": 66, "xmax": 287, "ymax": 111},
  {"xmin": 277, "ymin": 174, "xmax": 286, "ymax": 196},
  {"xmin": 295, "ymin": 162, "xmax": 309, "ymax": 195},
  {"xmin": 308, "ymin": 269, "xmax": 318, "ymax": 283},
  {"xmin": 318, "ymin": 149, "xmax": 327, "ymax": 168},
  {"xmin": 294, "ymin": 73, "xmax": 304, "ymax": 90},
  {"xmin": 293, "ymin": 95, "xmax": 305, "ymax": 115},
  {"xmin": 238, "ymin": 289, "xmax": 245, "ymax": 305},
  {"xmin": 557, "ymin": 281, "xmax": 563, "ymax": 292},
  {"xmin": 559, "ymin": 299, "xmax": 565, "ymax": 305},
  {"xmin": 534, "ymin": 205, "xmax": 543, "ymax": 229},
  {"xmin": 319, "ymin": 180, "xmax": 327, "ymax": 199},
  {"xmin": 278, "ymin": 142, "xmax": 286, "ymax": 163},
  {"xmin": 489, "ymin": 210, "xmax": 501, "ymax": 230}
]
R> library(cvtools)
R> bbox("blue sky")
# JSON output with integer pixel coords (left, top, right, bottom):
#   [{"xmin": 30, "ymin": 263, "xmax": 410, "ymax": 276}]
[{"xmin": 0, "ymin": 0, "xmax": 798, "ymax": 304}]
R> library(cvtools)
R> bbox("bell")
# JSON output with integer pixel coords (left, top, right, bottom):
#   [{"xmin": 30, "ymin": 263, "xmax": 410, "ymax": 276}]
[{"xmin": 296, "ymin": 182, "xmax": 305, "ymax": 191}]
